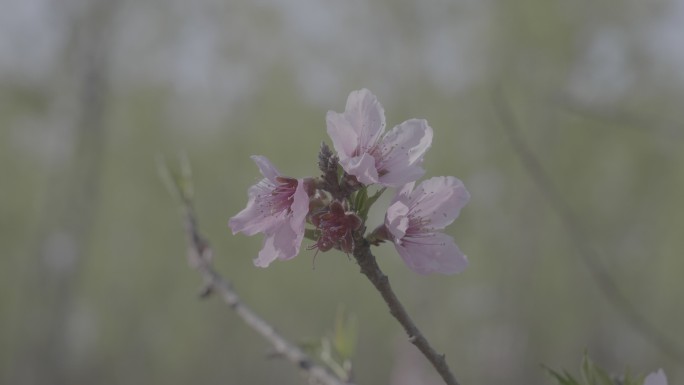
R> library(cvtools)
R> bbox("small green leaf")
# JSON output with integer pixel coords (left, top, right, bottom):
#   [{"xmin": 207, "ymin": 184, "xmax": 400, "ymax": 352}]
[
  {"xmin": 356, "ymin": 187, "xmax": 386, "ymax": 221},
  {"xmin": 542, "ymin": 365, "xmax": 581, "ymax": 385},
  {"xmin": 337, "ymin": 165, "xmax": 345, "ymax": 185},
  {"xmin": 581, "ymin": 353, "xmax": 593, "ymax": 385},
  {"xmin": 332, "ymin": 305, "xmax": 358, "ymax": 361},
  {"xmin": 352, "ymin": 187, "xmax": 368, "ymax": 212},
  {"xmin": 593, "ymin": 364, "xmax": 615, "ymax": 385}
]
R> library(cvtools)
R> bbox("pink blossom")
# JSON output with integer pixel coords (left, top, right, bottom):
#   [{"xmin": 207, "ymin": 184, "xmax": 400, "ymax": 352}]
[
  {"xmin": 644, "ymin": 369, "xmax": 668, "ymax": 385},
  {"xmin": 384, "ymin": 176, "xmax": 470, "ymax": 274},
  {"xmin": 326, "ymin": 89, "xmax": 433, "ymax": 187},
  {"xmin": 228, "ymin": 156, "xmax": 311, "ymax": 267}
]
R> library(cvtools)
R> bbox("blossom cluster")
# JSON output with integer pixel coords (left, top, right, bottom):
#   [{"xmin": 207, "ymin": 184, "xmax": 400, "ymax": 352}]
[{"xmin": 229, "ymin": 89, "xmax": 470, "ymax": 275}]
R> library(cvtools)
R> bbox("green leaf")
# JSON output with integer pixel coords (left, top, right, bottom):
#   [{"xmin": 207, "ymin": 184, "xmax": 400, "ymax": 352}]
[
  {"xmin": 544, "ymin": 353, "xmax": 660, "ymax": 385},
  {"xmin": 356, "ymin": 187, "xmax": 386, "ymax": 222},
  {"xmin": 542, "ymin": 365, "xmax": 581, "ymax": 385},
  {"xmin": 337, "ymin": 164, "xmax": 345, "ymax": 185},
  {"xmin": 581, "ymin": 353, "xmax": 615, "ymax": 385},
  {"xmin": 352, "ymin": 187, "xmax": 368, "ymax": 212},
  {"xmin": 332, "ymin": 305, "xmax": 358, "ymax": 361}
]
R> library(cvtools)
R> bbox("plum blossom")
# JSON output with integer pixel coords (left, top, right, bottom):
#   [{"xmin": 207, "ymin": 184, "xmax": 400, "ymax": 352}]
[
  {"xmin": 644, "ymin": 369, "xmax": 668, "ymax": 385},
  {"xmin": 228, "ymin": 156, "xmax": 311, "ymax": 267},
  {"xmin": 383, "ymin": 176, "xmax": 470, "ymax": 274},
  {"xmin": 326, "ymin": 89, "xmax": 433, "ymax": 187}
]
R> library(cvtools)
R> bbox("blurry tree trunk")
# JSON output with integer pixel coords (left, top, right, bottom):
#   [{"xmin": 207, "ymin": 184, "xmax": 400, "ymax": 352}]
[{"xmin": 8, "ymin": 0, "xmax": 120, "ymax": 384}]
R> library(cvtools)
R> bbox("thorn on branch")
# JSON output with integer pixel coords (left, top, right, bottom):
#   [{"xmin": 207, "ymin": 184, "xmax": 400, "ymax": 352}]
[
  {"xmin": 198, "ymin": 283, "xmax": 214, "ymax": 299},
  {"xmin": 298, "ymin": 360, "xmax": 312, "ymax": 370}
]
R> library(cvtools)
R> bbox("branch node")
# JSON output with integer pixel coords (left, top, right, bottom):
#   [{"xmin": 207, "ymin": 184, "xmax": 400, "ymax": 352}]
[{"xmin": 198, "ymin": 283, "xmax": 214, "ymax": 299}]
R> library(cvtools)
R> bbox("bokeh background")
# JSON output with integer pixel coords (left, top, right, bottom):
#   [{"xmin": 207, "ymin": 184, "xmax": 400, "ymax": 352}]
[{"xmin": 2, "ymin": 0, "xmax": 684, "ymax": 384}]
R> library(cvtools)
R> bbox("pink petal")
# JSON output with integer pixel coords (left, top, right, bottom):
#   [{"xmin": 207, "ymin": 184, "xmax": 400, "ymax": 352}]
[
  {"xmin": 251, "ymin": 155, "xmax": 281, "ymax": 182},
  {"xmin": 254, "ymin": 222, "xmax": 301, "ymax": 267},
  {"xmin": 376, "ymin": 119, "xmax": 432, "ymax": 187},
  {"xmin": 290, "ymin": 179, "xmax": 310, "ymax": 232},
  {"xmin": 326, "ymin": 89, "xmax": 386, "ymax": 162},
  {"xmin": 344, "ymin": 89, "xmax": 386, "ymax": 147},
  {"xmin": 254, "ymin": 232, "xmax": 280, "ymax": 267},
  {"xmin": 395, "ymin": 232, "xmax": 468, "ymax": 275},
  {"xmin": 390, "ymin": 181, "xmax": 416, "ymax": 206},
  {"xmin": 644, "ymin": 370, "xmax": 668, "ymax": 385},
  {"xmin": 341, "ymin": 152, "xmax": 380, "ymax": 185},
  {"xmin": 251, "ymin": 179, "xmax": 308, "ymax": 267},
  {"xmin": 326, "ymin": 110, "xmax": 359, "ymax": 159},
  {"xmin": 228, "ymin": 181, "xmax": 282, "ymax": 236},
  {"xmin": 409, "ymin": 176, "xmax": 470, "ymax": 229},
  {"xmin": 385, "ymin": 200, "xmax": 410, "ymax": 240}
]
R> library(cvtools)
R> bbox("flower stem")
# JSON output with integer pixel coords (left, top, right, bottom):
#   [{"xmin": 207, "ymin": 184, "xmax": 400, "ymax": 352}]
[{"xmin": 352, "ymin": 232, "xmax": 461, "ymax": 385}]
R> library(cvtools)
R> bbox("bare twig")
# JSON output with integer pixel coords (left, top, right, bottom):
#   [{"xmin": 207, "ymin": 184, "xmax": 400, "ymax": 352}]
[
  {"xmin": 159, "ymin": 157, "xmax": 353, "ymax": 385},
  {"xmin": 492, "ymin": 88, "xmax": 684, "ymax": 363},
  {"xmin": 554, "ymin": 93, "xmax": 683, "ymax": 140},
  {"xmin": 10, "ymin": 1, "xmax": 121, "ymax": 384},
  {"xmin": 352, "ymin": 231, "xmax": 461, "ymax": 385}
]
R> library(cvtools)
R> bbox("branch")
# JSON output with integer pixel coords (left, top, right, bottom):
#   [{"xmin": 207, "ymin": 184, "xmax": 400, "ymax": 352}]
[
  {"xmin": 352, "ymin": 231, "xmax": 461, "ymax": 385},
  {"xmin": 492, "ymin": 87, "xmax": 684, "ymax": 363},
  {"xmin": 159, "ymin": 157, "xmax": 354, "ymax": 385},
  {"xmin": 554, "ymin": 93, "xmax": 684, "ymax": 140}
]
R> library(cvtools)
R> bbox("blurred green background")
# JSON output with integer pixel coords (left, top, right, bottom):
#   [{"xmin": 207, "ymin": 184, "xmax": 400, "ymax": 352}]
[{"xmin": 2, "ymin": 0, "xmax": 683, "ymax": 384}]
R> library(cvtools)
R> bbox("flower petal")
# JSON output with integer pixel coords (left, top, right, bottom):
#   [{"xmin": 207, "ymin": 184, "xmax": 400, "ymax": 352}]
[
  {"xmin": 326, "ymin": 110, "xmax": 359, "ymax": 159},
  {"xmin": 390, "ymin": 181, "xmax": 416, "ymax": 206},
  {"xmin": 326, "ymin": 89, "xmax": 386, "ymax": 162},
  {"xmin": 344, "ymin": 89, "xmax": 386, "ymax": 147},
  {"xmin": 385, "ymin": 200, "xmax": 410, "ymax": 240},
  {"xmin": 644, "ymin": 369, "xmax": 668, "ymax": 385},
  {"xmin": 340, "ymin": 152, "xmax": 380, "ymax": 185},
  {"xmin": 409, "ymin": 176, "xmax": 470, "ymax": 229},
  {"xmin": 290, "ymin": 179, "xmax": 310, "ymax": 234},
  {"xmin": 376, "ymin": 119, "xmax": 432, "ymax": 187},
  {"xmin": 228, "ymin": 181, "xmax": 283, "ymax": 235},
  {"xmin": 251, "ymin": 155, "xmax": 281, "ymax": 182},
  {"xmin": 395, "ymin": 232, "xmax": 468, "ymax": 275},
  {"xmin": 254, "ymin": 222, "xmax": 300, "ymax": 267}
]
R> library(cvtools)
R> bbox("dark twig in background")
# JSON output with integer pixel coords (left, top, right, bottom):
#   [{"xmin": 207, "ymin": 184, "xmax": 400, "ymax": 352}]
[
  {"xmin": 352, "ymin": 231, "xmax": 461, "ymax": 385},
  {"xmin": 554, "ymin": 94, "xmax": 684, "ymax": 140},
  {"xmin": 9, "ymin": 1, "xmax": 121, "ymax": 383},
  {"xmin": 158, "ymin": 156, "xmax": 354, "ymax": 385},
  {"xmin": 493, "ymin": 88, "xmax": 684, "ymax": 364}
]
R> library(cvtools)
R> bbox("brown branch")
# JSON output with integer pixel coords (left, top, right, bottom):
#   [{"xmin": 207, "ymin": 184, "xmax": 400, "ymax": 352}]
[
  {"xmin": 554, "ymin": 93, "xmax": 684, "ymax": 140},
  {"xmin": 10, "ymin": 1, "xmax": 121, "ymax": 384},
  {"xmin": 161, "ymin": 159, "xmax": 354, "ymax": 385},
  {"xmin": 352, "ymin": 232, "xmax": 461, "ymax": 385}
]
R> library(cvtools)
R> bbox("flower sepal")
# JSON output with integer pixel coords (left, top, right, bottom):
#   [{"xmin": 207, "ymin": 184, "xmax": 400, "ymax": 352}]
[
  {"xmin": 309, "ymin": 201, "xmax": 363, "ymax": 254},
  {"xmin": 367, "ymin": 224, "xmax": 391, "ymax": 246},
  {"xmin": 351, "ymin": 186, "xmax": 386, "ymax": 222}
]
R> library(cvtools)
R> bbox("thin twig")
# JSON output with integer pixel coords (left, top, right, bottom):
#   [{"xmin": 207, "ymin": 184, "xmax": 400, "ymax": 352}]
[
  {"xmin": 352, "ymin": 231, "xmax": 461, "ymax": 385},
  {"xmin": 10, "ymin": 1, "xmax": 120, "ymax": 384},
  {"xmin": 159, "ymin": 158, "xmax": 354, "ymax": 385},
  {"xmin": 492, "ymin": 88, "xmax": 684, "ymax": 363},
  {"xmin": 554, "ymin": 93, "xmax": 683, "ymax": 140}
]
